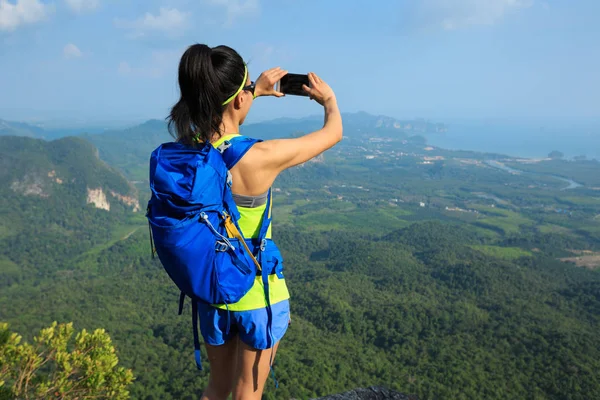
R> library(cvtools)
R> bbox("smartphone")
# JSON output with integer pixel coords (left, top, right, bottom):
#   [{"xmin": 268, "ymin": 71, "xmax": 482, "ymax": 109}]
[{"xmin": 276, "ymin": 73, "xmax": 310, "ymax": 96}]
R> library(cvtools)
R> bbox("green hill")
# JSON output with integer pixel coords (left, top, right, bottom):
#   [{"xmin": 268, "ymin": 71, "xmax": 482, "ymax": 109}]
[
  {"xmin": 82, "ymin": 120, "xmax": 171, "ymax": 182},
  {"xmin": 0, "ymin": 135, "xmax": 142, "ymax": 285},
  {"xmin": 1, "ymin": 220, "xmax": 599, "ymax": 399}
]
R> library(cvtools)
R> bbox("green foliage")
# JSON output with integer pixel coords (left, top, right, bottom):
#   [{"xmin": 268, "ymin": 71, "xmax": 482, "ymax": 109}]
[
  {"xmin": 0, "ymin": 136, "xmax": 140, "ymax": 280},
  {"xmin": 2, "ymin": 119, "xmax": 600, "ymax": 399},
  {"xmin": 0, "ymin": 322, "xmax": 133, "ymax": 399},
  {"xmin": 470, "ymin": 245, "xmax": 533, "ymax": 260}
]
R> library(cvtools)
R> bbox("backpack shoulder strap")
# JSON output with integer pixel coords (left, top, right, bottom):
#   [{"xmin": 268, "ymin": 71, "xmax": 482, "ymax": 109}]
[
  {"xmin": 216, "ymin": 135, "xmax": 262, "ymax": 170},
  {"xmin": 257, "ymin": 188, "xmax": 272, "ymax": 250}
]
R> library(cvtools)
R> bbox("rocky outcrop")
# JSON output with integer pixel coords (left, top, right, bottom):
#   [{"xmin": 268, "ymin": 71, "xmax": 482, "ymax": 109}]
[
  {"xmin": 47, "ymin": 170, "xmax": 63, "ymax": 184},
  {"xmin": 10, "ymin": 174, "xmax": 48, "ymax": 197},
  {"xmin": 86, "ymin": 188, "xmax": 141, "ymax": 212},
  {"xmin": 314, "ymin": 386, "xmax": 417, "ymax": 400},
  {"xmin": 86, "ymin": 187, "xmax": 110, "ymax": 211},
  {"xmin": 110, "ymin": 190, "xmax": 140, "ymax": 212}
]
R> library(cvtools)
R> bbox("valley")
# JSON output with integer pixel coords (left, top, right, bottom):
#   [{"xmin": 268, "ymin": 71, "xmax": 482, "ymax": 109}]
[{"xmin": 1, "ymin": 113, "xmax": 599, "ymax": 400}]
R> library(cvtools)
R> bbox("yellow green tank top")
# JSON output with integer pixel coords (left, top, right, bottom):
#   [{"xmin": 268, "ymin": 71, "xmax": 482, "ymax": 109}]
[{"xmin": 212, "ymin": 134, "xmax": 290, "ymax": 311}]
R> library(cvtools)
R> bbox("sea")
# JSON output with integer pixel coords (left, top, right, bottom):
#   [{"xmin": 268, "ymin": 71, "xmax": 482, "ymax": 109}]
[{"xmin": 424, "ymin": 119, "xmax": 600, "ymax": 161}]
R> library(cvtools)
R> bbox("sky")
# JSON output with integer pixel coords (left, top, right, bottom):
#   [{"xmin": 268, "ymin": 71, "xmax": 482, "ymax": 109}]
[{"xmin": 0, "ymin": 0, "xmax": 599, "ymax": 128}]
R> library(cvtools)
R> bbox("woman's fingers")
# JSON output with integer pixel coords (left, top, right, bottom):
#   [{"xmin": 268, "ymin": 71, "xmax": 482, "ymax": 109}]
[
  {"xmin": 302, "ymin": 84, "xmax": 313, "ymax": 100},
  {"xmin": 308, "ymin": 72, "xmax": 318, "ymax": 88},
  {"xmin": 265, "ymin": 67, "xmax": 282, "ymax": 78},
  {"xmin": 274, "ymin": 69, "xmax": 288, "ymax": 82}
]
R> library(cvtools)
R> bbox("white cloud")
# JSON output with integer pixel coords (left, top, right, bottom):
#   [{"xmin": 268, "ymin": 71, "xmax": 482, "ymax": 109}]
[
  {"xmin": 207, "ymin": 0, "xmax": 259, "ymax": 27},
  {"xmin": 248, "ymin": 42, "xmax": 295, "ymax": 67},
  {"xmin": 63, "ymin": 43, "xmax": 82, "ymax": 58},
  {"xmin": 0, "ymin": 0, "xmax": 53, "ymax": 32},
  {"xmin": 114, "ymin": 7, "xmax": 190, "ymax": 39},
  {"xmin": 117, "ymin": 61, "xmax": 132, "ymax": 75},
  {"xmin": 419, "ymin": 0, "xmax": 533, "ymax": 30},
  {"xmin": 64, "ymin": 0, "xmax": 98, "ymax": 13},
  {"xmin": 118, "ymin": 49, "xmax": 181, "ymax": 78}
]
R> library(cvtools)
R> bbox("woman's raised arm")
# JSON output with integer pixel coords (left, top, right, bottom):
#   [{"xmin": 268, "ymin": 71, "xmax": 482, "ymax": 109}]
[{"xmin": 234, "ymin": 73, "xmax": 343, "ymax": 194}]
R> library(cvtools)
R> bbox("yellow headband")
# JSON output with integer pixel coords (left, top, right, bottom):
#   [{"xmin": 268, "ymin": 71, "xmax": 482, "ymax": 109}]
[{"xmin": 222, "ymin": 65, "xmax": 248, "ymax": 106}]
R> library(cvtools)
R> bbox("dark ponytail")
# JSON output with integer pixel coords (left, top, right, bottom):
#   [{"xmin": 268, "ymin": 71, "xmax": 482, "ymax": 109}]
[{"xmin": 167, "ymin": 44, "xmax": 246, "ymax": 145}]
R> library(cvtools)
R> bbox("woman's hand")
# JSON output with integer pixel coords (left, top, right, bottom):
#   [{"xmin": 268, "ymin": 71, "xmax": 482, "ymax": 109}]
[
  {"xmin": 302, "ymin": 72, "xmax": 336, "ymax": 106},
  {"xmin": 254, "ymin": 67, "xmax": 288, "ymax": 98}
]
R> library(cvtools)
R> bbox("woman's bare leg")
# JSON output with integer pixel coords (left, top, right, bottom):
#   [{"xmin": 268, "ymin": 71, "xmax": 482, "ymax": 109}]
[
  {"xmin": 231, "ymin": 341, "xmax": 280, "ymax": 400},
  {"xmin": 200, "ymin": 337, "xmax": 239, "ymax": 400}
]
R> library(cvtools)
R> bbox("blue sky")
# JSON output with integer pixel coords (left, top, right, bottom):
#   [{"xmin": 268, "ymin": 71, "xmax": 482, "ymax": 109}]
[{"xmin": 0, "ymin": 0, "xmax": 599, "ymax": 128}]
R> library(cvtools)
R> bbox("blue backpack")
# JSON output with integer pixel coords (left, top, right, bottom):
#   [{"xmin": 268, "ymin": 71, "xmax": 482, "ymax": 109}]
[{"xmin": 146, "ymin": 136, "xmax": 271, "ymax": 370}]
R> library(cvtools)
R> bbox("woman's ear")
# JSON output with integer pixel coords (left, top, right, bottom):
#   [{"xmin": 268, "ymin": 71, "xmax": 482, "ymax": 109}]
[{"xmin": 233, "ymin": 92, "xmax": 245, "ymax": 110}]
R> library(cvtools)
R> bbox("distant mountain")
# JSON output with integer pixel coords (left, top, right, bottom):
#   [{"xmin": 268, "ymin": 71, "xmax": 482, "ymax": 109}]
[
  {"xmin": 82, "ymin": 119, "xmax": 171, "ymax": 181},
  {"xmin": 0, "ymin": 119, "xmax": 110, "ymax": 140},
  {"xmin": 0, "ymin": 135, "xmax": 140, "ymax": 278},
  {"xmin": 0, "ymin": 119, "xmax": 46, "ymax": 138},
  {"xmin": 2, "ymin": 112, "xmax": 446, "ymax": 142},
  {"xmin": 81, "ymin": 112, "xmax": 446, "ymax": 181},
  {"xmin": 244, "ymin": 112, "xmax": 446, "ymax": 140},
  {"xmin": 340, "ymin": 111, "xmax": 446, "ymax": 134}
]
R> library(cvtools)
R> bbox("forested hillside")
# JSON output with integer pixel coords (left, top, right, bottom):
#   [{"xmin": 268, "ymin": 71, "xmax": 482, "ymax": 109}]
[
  {"xmin": 1, "ymin": 220, "xmax": 599, "ymax": 399},
  {"xmin": 0, "ymin": 136, "xmax": 141, "ymax": 287},
  {"xmin": 1, "ymin": 115, "xmax": 599, "ymax": 399}
]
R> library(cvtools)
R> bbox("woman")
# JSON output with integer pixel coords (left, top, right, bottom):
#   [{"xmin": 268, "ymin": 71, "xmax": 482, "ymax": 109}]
[{"xmin": 166, "ymin": 43, "xmax": 342, "ymax": 400}]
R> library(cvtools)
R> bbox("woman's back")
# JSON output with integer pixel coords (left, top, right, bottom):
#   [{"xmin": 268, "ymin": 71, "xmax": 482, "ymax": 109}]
[{"xmin": 210, "ymin": 133, "xmax": 288, "ymax": 313}]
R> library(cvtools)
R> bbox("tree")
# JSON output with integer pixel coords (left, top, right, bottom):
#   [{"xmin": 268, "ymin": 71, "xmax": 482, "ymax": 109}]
[
  {"xmin": 0, "ymin": 322, "xmax": 134, "ymax": 400},
  {"xmin": 548, "ymin": 150, "xmax": 564, "ymax": 159}
]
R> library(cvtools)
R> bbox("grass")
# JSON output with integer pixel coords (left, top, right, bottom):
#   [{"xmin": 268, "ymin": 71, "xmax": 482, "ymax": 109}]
[
  {"xmin": 561, "ymin": 196, "xmax": 600, "ymax": 206},
  {"xmin": 70, "ymin": 223, "xmax": 146, "ymax": 264},
  {"xmin": 470, "ymin": 245, "xmax": 533, "ymax": 260},
  {"xmin": 294, "ymin": 205, "xmax": 413, "ymax": 234},
  {"xmin": 539, "ymin": 224, "xmax": 573, "ymax": 235},
  {"xmin": 577, "ymin": 223, "xmax": 600, "ymax": 237},
  {"xmin": 471, "ymin": 205, "xmax": 534, "ymax": 235},
  {"xmin": 273, "ymin": 203, "xmax": 296, "ymax": 225},
  {"xmin": 469, "ymin": 226, "xmax": 502, "ymax": 240}
]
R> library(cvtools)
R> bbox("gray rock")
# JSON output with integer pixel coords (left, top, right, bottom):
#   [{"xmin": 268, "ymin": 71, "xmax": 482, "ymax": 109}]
[{"xmin": 313, "ymin": 386, "xmax": 418, "ymax": 400}]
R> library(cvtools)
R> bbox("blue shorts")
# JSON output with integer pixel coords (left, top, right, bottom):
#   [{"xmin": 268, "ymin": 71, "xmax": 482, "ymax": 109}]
[{"xmin": 197, "ymin": 300, "xmax": 291, "ymax": 350}]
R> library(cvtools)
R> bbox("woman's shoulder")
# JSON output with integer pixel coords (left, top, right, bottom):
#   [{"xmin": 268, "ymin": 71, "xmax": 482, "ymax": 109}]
[{"xmin": 216, "ymin": 134, "xmax": 263, "ymax": 170}]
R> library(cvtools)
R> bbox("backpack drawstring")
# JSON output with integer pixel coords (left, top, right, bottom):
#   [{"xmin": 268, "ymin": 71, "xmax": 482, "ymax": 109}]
[
  {"xmin": 191, "ymin": 299, "xmax": 202, "ymax": 370},
  {"xmin": 146, "ymin": 206, "xmax": 156, "ymax": 259}
]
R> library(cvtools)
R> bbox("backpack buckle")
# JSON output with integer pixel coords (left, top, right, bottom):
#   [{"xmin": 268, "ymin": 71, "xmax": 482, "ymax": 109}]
[
  {"xmin": 217, "ymin": 140, "xmax": 232, "ymax": 153},
  {"xmin": 260, "ymin": 239, "xmax": 267, "ymax": 252},
  {"xmin": 215, "ymin": 241, "xmax": 229, "ymax": 252}
]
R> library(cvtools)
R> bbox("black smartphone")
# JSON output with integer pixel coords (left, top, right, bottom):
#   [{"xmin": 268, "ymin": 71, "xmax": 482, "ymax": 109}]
[{"xmin": 276, "ymin": 73, "xmax": 310, "ymax": 96}]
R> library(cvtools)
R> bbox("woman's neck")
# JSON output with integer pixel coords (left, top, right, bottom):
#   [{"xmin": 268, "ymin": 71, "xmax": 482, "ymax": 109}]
[
  {"xmin": 221, "ymin": 114, "xmax": 239, "ymax": 134},
  {"xmin": 212, "ymin": 114, "xmax": 240, "ymax": 143}
]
